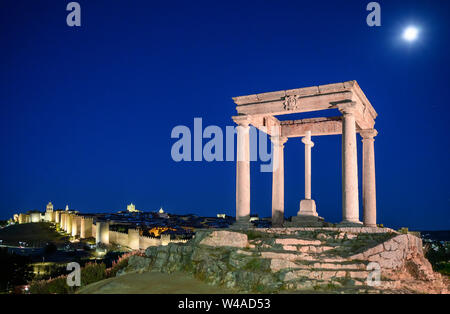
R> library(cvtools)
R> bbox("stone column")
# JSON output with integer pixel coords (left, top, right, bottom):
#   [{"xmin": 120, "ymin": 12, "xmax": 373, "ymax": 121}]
[
  {"xmin": 298, "ymin": 131, "xmax": 318, "ymax": 216},
  {"xmin": 361, "ymin": 129, "xmax": 378, "ymax": 227},
  {"xmin": 235, "ymin": 120, "xmax": 251, "ymax": 226},
  {"xmin": 271, "ymin": 136, "xmax": 287, "ymax": 227},
  {"xmin": 339, "ymin": 104, "xmax": 361, "ymax": 225},
  {"xmin": 303, "ymin": 130, "xmax": 313, "ymax": 200}
]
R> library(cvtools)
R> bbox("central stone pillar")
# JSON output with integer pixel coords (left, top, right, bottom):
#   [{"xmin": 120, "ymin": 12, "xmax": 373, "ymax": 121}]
[
  {"xmin": 361, "ymin": 129, "xmax": 378, "ymax": 227},
  {"xmin": 289, "ymin": 131, "xmax": 323, "ymax": 227},
  {"xmin": 339, "ymin": 104, "xmax": 362, "ymax": 225},
  {"xmin": 298, "ymin": 130, "xmax": 318, "ymax": 216},
  {"xmin": 271, "ymin": 136, "xmax": 287, "ymax": 227},
  {"xmin": 235, "ymin": 119, "xmax": 251, "ymax": 228}
]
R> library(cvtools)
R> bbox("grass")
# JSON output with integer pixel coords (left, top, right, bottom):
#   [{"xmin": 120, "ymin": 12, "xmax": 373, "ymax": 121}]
[
  {"xmin": 244, "ymin": 230, "xmax": 275, "ymax": 240},
  {"xmin": 243, "ymin": 258, "xmax": 265, "ymax": 271},
  {"xmin": 0, "ymin": 222, "xmax": 66, "ymax": 246}
]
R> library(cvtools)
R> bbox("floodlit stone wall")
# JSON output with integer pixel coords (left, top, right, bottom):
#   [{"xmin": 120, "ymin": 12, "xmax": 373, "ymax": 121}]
[
  {"xmin": 109, "ymin": 230, "xmax": 128, "ymax": 247},
  {"xmin": 55, "ymin": 211, "xmax": 61, "ymax": 224},
  {"xmin": 128, "ymin": 229, "xmax": 140, "ymax": 250},
  {"xmin": 30, "ymin": 212, "xmax": 41, "ymax": 223},
  {"xmin": 66, "ymin": 214, "xmax": 73, "ymax": 235},
  {"xmin": 139, "ymin": 235, "xmax": 160, "ymax": 249},
  {"xmin": 96, "ymin": 222, "xmax": 109, "ymax": 244},
  {"xmin": 72, "ymin": 216, "xmax": 81, "ymax": 237},
  {"xmin": 80, "ymin": 217, "xmax": 93, "ymax": 239}
]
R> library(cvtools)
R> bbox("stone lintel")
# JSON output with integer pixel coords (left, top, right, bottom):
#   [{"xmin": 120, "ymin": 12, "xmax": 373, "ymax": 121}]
[
  {"xmin": 232, "ymin": 80, "xmax": 377, "ymax": 121},
  {"xmin": 235, "ymin": 91, "xmax": 353, "ymax": 116},
  {"xmin": 281, "ymin": 116, "xmax": 343, "ymax": 138}
]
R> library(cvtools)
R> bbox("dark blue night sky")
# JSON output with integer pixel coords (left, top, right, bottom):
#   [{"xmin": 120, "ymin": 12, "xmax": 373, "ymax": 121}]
[{"xmin": 1, "ymin": 0, "xmax": 449, "ymax": 230}]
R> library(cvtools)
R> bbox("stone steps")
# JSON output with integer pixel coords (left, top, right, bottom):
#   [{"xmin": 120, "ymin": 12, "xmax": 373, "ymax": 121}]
[
  {"xmin": 249, "ymin": 236, "xmax": 374, "ymax": 287},
  {"xmin": 282, "ymin": 269, "xmax": 370, "ymax": 282}
]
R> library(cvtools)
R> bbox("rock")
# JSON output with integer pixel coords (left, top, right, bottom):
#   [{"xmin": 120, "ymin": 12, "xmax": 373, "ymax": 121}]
[
  {"xmin": 127, "ymin": 255, "xmax": 151, "ymax": 272},
  {"xmin": 199, "ymin": 230, "xmax": 248, "ymax": 248},
  {"xmin": 270, "ymin": 259, "xmax": 300, "ymax": 272},
  {"xmin": 275, "ymin": 238, "xmax": 321, "ymax": 246}
]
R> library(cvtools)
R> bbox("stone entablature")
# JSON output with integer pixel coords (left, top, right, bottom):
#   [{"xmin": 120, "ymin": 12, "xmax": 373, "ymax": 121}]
[{"xmin": 233, "ymin": 81, "xmax": 377, "ymax": 130}]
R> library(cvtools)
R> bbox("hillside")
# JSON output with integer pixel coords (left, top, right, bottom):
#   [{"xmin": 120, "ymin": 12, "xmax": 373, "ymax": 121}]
[{"xmin": 81, "ymin": 228, "xmax": 449, "ymax": 294}]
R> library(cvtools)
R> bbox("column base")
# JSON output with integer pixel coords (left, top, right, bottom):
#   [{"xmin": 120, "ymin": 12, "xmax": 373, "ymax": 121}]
[
  {"xmin": 338, "ymin": 220, "xmax": 363, "ymax": 227},
  {"xmin": 230, "ymin": 218, "xmax": 253, "ymax": 230},
  {"xmin": 363, "ymin": 223, "xmax": 377, "ymax": 228},
  {"xmin": 297, "ymin": 199, "xmax": 318, "ymax": 216},
  {"xmin": 272, "ymin": 209, "xmax": 284, "ymax": 228}
]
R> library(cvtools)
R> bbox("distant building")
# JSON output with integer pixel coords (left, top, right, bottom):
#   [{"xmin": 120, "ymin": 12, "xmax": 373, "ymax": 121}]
[
  {"xmin": 45, "ymin": 202, "xmax": 54, "ymax": 222},
  {"xmin": 158, "ymin": 208, "xmax": 169, "ymax": 218},
  {"xmin": 46, "ymin": 202, "xmax": 54, "ymax": 212},
  {"xmin": 127, "ymin": 203, "xmax": 140, "ymax": 213}
]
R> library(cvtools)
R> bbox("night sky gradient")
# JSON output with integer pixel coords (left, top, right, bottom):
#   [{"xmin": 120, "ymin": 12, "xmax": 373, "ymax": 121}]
[{"xmin": 1, "ymin": 0, "xmax": 449, "ymax": 230}]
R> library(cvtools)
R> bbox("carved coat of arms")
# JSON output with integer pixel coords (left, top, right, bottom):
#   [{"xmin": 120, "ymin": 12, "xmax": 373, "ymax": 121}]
[{"xmin": 283, "ymin": 95, "xmax": 299, "ymax": 111}]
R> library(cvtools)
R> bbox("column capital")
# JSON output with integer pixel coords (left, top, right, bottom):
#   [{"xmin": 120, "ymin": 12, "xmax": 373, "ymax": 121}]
[
  {"xmin": 301, "ymin": 136, "xmax": 314, "ymax": 147},
  {"xmin": 232, "ymin": 115, "xmax": 251, "ymax": 127},
  {"xmin": 270, "ymin": 136, "xmax": 287, "ymax": 147},
  {"xmin": 360, "ymin": 129, "xmax": 378, "ymax": 140},
  {"xmin": 338, "ymin": 102, "xmax": 358, "ymax": 115}
]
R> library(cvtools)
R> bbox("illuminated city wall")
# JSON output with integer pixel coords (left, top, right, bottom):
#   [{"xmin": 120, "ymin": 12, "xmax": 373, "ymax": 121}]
[
  {"xmin": 128, "ymin": 229, "xmax": 140, "ymax": 250},
  {"xmin": 80, "ymin": 217, "xmax": 93, "ymax": 239},
  {"xmin": 55, "ymin": 211, "xmax": 60, "ymax": 224},
  {"xmin": 109, "ymin": 230, "xmax": 128, "ymax": 247},
  {"xmin": 18, "ymin": 213, "xmax": 27, "ymax": 224},
  {"xmin": 61, "ymin": 213, "xmax": 66, "ymax": 231},
  {"xmin": 66, "ymin": 214, "xmax": 73, "ymax": 235},
  {"xmin": 71, "ymin": 216, "xmax": 80, "ymax": 237},
  {"xmin": 30, "ymin": 212, "xmax": 41, "ymax": 223},
  {"xmin": 96, "ymin": 222, "xmax": 109, "ymax": 244}
]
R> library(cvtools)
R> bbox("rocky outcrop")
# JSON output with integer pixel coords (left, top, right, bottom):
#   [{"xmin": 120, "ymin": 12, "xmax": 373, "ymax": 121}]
[{"xmin": 121, "ymin": 228, "xmax": 448, "ymax": 294}]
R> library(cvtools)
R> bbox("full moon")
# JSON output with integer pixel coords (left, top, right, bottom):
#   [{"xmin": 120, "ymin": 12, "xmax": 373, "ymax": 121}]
[{"xmin": 403, "ymin": 26, "xmax": 419, "ymax": 41}]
